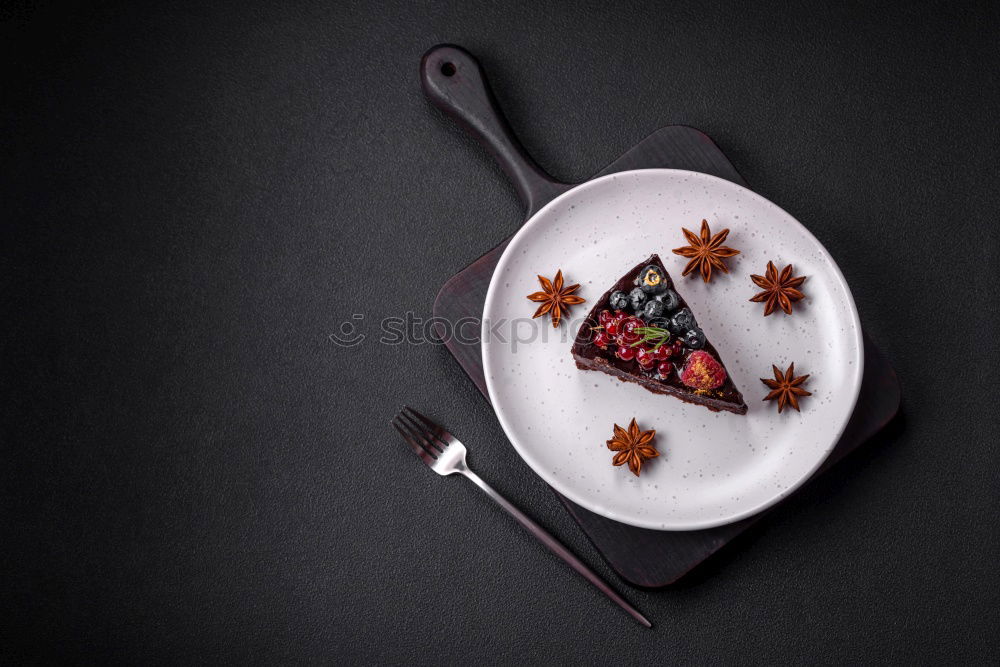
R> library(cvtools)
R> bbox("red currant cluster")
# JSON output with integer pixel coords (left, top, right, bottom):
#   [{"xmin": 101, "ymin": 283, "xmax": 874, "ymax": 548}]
[{"xmin": 592, "ymin": 309, "xmax": 684, "ymax": 377}]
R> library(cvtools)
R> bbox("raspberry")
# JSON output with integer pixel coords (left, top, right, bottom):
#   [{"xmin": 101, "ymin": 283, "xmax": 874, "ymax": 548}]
[{"xmin": 680, "ymin": 350, "xmax": 727, "ymax": 390}]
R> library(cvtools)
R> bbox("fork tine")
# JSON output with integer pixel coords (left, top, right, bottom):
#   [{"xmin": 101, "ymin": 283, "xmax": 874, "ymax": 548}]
[
  {"xmin": 397, "ymin": 411, "xmax": 445, "ymax": 453},
  {"xmin": 392, "ymin": 420, "xmax": 435, "ymax": 466},
  {"xmin": 395, "ymin": 412, "xmax": 445, "ymax": 456},
  {"xmin": 402, "ymin": 406, "xmax": 451, "ymax": 449}
]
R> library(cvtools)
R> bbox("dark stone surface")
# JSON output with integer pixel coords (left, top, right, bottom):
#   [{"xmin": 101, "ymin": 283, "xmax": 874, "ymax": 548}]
[{"xmin": 3, "ymin": 1, "xmax": 998, "ymax": 663}]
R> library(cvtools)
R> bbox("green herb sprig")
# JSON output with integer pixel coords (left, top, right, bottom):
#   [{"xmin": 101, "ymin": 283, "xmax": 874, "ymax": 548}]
[{"xmin": 630, "ymin": 326, "xmax": 671, "ymax": 350}]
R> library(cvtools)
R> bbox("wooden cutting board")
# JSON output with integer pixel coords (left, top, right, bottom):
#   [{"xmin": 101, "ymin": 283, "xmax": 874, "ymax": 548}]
[{"xmin": 424, "ymin": 45, "xmax": 900, "ymax": 586}]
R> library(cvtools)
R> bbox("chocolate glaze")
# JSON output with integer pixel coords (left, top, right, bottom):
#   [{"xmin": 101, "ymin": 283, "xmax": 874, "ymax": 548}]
[{"xmin": 571, "ymin": 254, "xmax": 748, "ymax": 415}]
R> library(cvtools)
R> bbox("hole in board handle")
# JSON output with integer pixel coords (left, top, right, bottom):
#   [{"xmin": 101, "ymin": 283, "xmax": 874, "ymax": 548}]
[{"xmin": 440, "ymin": 62, "xmax": 456, "ymax": 77}]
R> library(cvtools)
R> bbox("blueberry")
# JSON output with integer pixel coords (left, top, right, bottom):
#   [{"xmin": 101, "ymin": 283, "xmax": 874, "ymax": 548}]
[
  {"xmin": 643, "ymin": 299, "xmax": 665, "ymax": 319},
  {"xmin": 683, "ymin": 327, "xmax": 706, "ymax": 349},
  {"xmin": 629, "ymin": 287, "xmax": 647, "ymax": 311},
  {"xmin": 669, "ymin": 308, "xmax": 697, "ymax": 334},
  {"xmin": 609, "ymin": 290, "xmax": 628, "ymax": 310},
  {"xmin": 638, "ymin": 265, "xmax": 669, "ymax": 294},
  {"xmin": 647, "ymin": 317, "xmax": 670, "ymax": 330},
  {"xmin": 658, "ymin": 289, "xmax": 681, "ymax": 313}
]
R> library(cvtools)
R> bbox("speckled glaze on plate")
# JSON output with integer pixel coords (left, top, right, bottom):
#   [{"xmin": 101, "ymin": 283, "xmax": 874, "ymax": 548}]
[{"xmin": 482, "ymin": 169, "xmax": 863, "ymax": 530}]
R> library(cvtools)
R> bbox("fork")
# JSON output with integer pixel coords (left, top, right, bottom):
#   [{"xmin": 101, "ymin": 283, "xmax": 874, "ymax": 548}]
[{"xmin": 391, "ymin": 406, "xmax": 652, "ymax": 628}]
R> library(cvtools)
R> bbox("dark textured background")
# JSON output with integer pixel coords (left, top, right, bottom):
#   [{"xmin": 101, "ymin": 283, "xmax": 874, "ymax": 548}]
[{"xmin": 3, "ymin": 1, "xmax": 999, "ymax": 663}]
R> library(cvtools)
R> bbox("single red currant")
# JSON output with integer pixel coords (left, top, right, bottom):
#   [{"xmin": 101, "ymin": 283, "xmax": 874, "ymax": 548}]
[
  {"xmin": 657, "ymin": 361, "xmax": 673, "ymax": 377},
  {"xmin": 593, "ymin": 331, "xmax": 611, "ymax": 349},
  {"xmin": 598, "ymin": 310, "xmax": 613, "ymax": 326},
  {"xmin": 616, "ymin": 345, "xmax": 636, "ymax": 362},
  {"xmin": 620, "ymin": 318, "xmax": 642, "ymax": 344},
  {"xmin": 651, "ymin": 344, "xmax": 671, "ymax": 361},
  {"xmin": 635, "ymin": 346, "xmax": 655, "ymax": 368}
]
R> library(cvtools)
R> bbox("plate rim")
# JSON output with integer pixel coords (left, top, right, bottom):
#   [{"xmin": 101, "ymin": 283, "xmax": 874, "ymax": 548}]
[{"xmin": 481, "ymin": 168, "xmax": 864, "ymax": 530}]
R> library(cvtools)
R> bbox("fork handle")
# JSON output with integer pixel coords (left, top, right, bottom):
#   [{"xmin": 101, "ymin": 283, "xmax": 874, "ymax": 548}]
[{"xmin": 460, "ymin": 469, "xmax": 652, "ymax": 628}]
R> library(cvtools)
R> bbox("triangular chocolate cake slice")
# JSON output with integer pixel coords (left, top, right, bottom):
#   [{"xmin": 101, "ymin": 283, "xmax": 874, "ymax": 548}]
[{"xmin": 571, "ymin": 254, "xmax": 748, "ymax": 414}]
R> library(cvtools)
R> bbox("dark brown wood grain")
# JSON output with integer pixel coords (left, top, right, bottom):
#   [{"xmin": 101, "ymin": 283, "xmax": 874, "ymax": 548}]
[
  {"xmin": 424, "ymin": 45, "xmax": 901, "ymax": 587},
  {"xmin": 421, "ymin": 45, "xmax": 570, "ymax": 215}
]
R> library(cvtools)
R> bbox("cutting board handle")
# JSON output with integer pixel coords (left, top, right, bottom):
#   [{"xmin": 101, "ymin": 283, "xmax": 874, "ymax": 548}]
[{"xmin": 421, "ymin": 44, "xmax": 571, "ymax": 216}]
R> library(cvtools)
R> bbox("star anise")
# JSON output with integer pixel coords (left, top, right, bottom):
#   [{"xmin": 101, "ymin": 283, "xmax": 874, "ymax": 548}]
[
  {"xmin": 672, "ymin": 219, "xmax": 740, "ymax": 283},
  {"xmin": 526, "ymin": 270, "xmax": 585, "ymax": 328},
  {"xmin": 761, "ymin": 362, "xmax": 812, "ymax": 413},
  {"xmin": 749, "ymin": 261, "xmax": 806, "ymax": 316},
  {"xmin": 606, "ymin": 418, "xmax": 659, "ymax": 476}
]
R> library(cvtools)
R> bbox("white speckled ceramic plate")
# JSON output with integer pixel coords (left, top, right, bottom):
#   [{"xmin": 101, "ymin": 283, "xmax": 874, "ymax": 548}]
[{"xmin": 482, "ymin": 169, "xmax": 863, "ymax": 530}]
